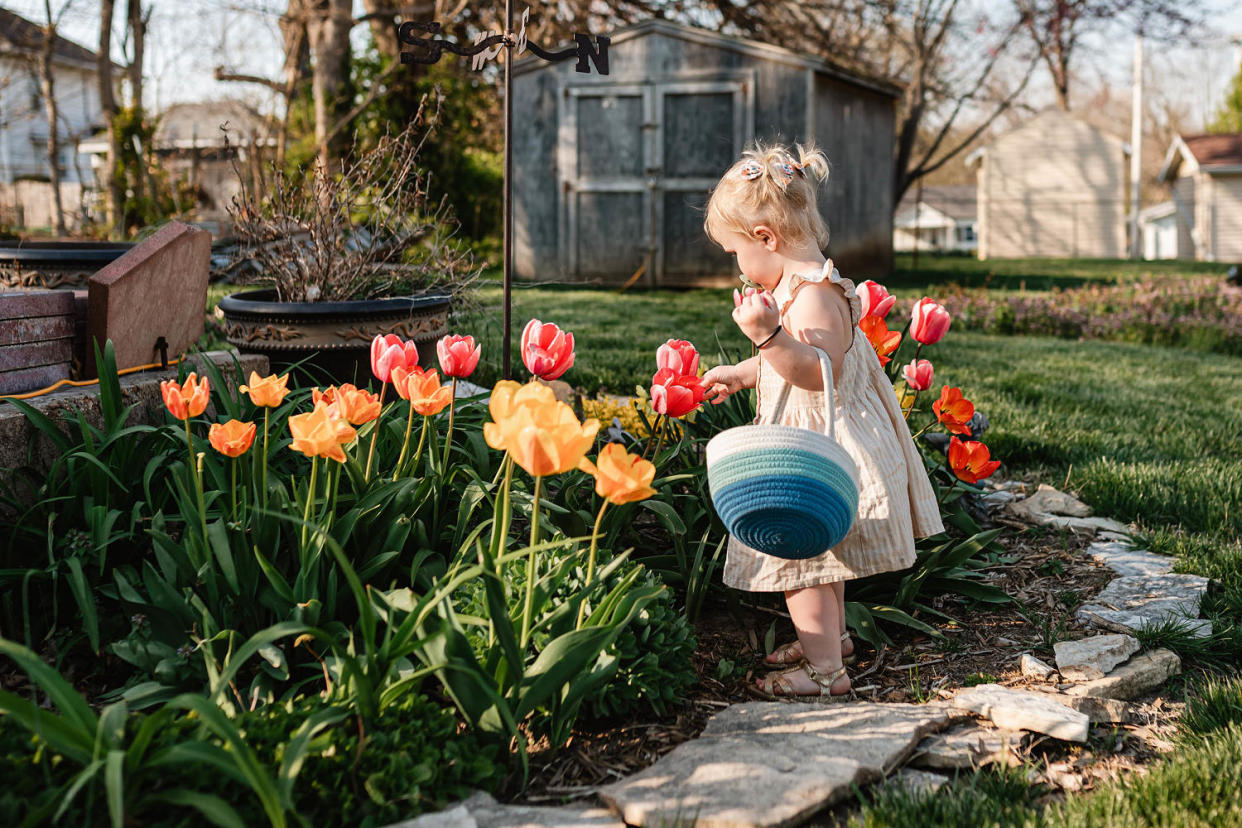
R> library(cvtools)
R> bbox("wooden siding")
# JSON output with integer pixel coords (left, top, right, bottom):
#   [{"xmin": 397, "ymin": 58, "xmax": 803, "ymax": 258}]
[
  {"xmin": 977, "ymin": 110, "xmax": 1125, "ymax": 260},
  {"xmin": 0, "ymin": 56, "xmax": 102, "ymax": 184},
  {"xmin": 1210, "ymin": 173, "xmax": 1242, "ymax": 262},
  {"xmin": 1171, "ymin": 175, "xmax": 1196, "ymax": 259},
  {"xmin": 512, "ymin": 24, "xmax": 896, "ymax": 286}
]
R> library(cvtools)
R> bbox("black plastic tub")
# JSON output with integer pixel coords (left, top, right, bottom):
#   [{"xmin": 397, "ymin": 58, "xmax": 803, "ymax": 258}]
[{"xmin": 0, "ymin": 241, "xmax": 135, "ymax": 289}]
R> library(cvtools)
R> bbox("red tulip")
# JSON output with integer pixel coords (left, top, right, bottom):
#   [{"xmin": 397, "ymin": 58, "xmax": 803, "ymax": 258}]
[
  {"xmin": 521, "ymin": 319, "xmax": 575, "ymax": 380},
  {"xmin": 948, "ymin": 436, "xmax": 1001, "ymax": 484},
  {"xmin": 436, "ymin": 334, "xmax": 481, "ymax": 379},
  {"xmin": 858, "ymin": 280, "xmax": 896, "ymax": 319},
  {"xmin": 656, "ymin": 339, "xmax": 699, "ymax": 377},
  {"xmin": 160, "ymin": 373, "xmax": 210, "ymax": 420},
  {"xmin": 858, "ymin": 315, "xmax": 902, "ymax": 367},
  {"xmin": 933, "ymin": 385, "xmax": 975, "ymax": 435},
  {"xmin": 911, "ymin": 298, "xmax": 952, "ymax": 345},
  {"xmin": 901, "ymin": 359, "xmax": 934, "ymax": 391},
  {"xmin": 371, "ymin": 334, "xmax": 419, "ymax": 383},
  {"xmin": 651, "ymin": 368, "xmax": 705, "ymax": 418}
]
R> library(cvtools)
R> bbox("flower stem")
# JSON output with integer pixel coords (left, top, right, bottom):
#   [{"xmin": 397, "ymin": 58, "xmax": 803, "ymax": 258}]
[
  {"xmin": 577, "ymin": 499, "xmax": 610, "ymax": 629},
  {"xmin": 408, "ymin": 415, "xmax": 429, "ymax": 478},
  {"xmin": 441, "ymin": 379, "xmax": 457, "ymax": 472},
  {"xmin": 261, "ymin": 407, "xmax": 270, "ymax": 508},
  {"xmin": 184, "ymin": 418, "xmax": 208, "ymax": 558},
  {"xmin": 938, "ymin": 478, "xmax": 958, "ymax": 505},
  {"xmin": 395, "ymin": 396, "xmax": 416, "ymax": 479},
  {"xmin": 364, "ymin": 382, "xmax": 386, "ymax": 482},
  {"xmin": 520, "ymin": 475, "xmax": 543, "ymax": 649},
  {"xmin": 301, "ymin": 457, "xmax": 318, "ymax": 549},
  {"xmin": 230, "ymin": 459, "xmax": 238, "ymax": 522}
]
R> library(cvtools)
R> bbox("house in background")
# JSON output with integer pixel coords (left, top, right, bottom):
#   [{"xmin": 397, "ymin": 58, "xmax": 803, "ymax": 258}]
[
  {"xmin": 967, "ymin": 108, "xmax": 1127, "ymax": 260},
  {"xmin": 80, "ymin": 100, "xmax": 276, "ymax": 235},
  {"xmin": 512, "ymin": 19, "xmax": 901, "ymax": 287},
  {"xmin": 893, "ymin": 185, "xmax": 977, "ymax": 253},
  {"xmin": 0, "ymin": 7, "xmax": 112, "ymax": 230},
  {"xmin": 1153, "ymin": 133, "xmax": 1242, "ymax": 262},
  {"xmin": 1138, "ymin": 201, "xmax": 1179, "ymax": 260}
]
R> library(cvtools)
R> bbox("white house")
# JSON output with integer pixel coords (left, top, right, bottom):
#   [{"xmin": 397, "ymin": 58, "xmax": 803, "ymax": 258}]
[
  {"xmin": 893, "ymin": 185, "xmax": 977, "ymax": 253},
  {"xmin": 967, "ymin": 108, "xmax": 1128, "ymax": 260},
  {"xmin": 1156, "ymin": 132, "xmax": 1242, "ymax": 262},
  {"xmin": 1138, "ymin": 201, "xmax": 1179, "ymax": 260},
  {"xmin": 0, "ymin": 7, "xmax": 112, "ymax": 229}
]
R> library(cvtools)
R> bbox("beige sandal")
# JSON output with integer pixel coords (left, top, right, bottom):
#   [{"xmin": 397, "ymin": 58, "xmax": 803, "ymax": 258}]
[
  {"xmin": 765, "ymin": 633, "xmax": 857, "ymax": 666},
  {"xmin": 750, "ymin": 663, "xmax": 851, "ymax": 701}
]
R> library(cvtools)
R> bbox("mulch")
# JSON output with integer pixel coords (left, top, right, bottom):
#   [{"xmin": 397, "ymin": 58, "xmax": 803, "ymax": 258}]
[{"xmin": 516, "ymin": 513, "xmax": 1187, "ymax": 805}]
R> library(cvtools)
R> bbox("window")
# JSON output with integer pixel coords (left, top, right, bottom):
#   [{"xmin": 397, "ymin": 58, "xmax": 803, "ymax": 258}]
[{"xmin": 956, "ymin": 223, "xmax": 977, "ymax": 244}]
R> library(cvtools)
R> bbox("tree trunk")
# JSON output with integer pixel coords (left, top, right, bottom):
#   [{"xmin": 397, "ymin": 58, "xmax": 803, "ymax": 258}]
[
  {"xmin": 307, "ymin": 0, "xmax": 354, "ymax": 168},
  {"xmin": 98, "ymin": 0, "xmax": 125, "ymax": 238},
  {"xmin": 126, "ymin": 0, "xmax": 148, "ymax": 207},
  {"xmin": 40, "ymin": 2, "xmax": 66, "ymax": 235}
]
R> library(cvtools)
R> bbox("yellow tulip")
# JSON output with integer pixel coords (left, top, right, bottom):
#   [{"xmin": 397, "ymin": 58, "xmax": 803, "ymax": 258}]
[
  {"xmin": 392, "ymin": 366, "xmax": 453, "ymax": 416},
  {"xmin": 580, "ymin": 443, "xmax": 657, "ymax": 505},
  {"xmin": 484, "ymin": 380, "xmax": 598, "ymax": 477},
  {"xmin": 288, "ymin": 405, "xmax": 356, "ymax": 463},
  {"xmin": 239, "ymin": 371, "xmax": 290, "ymax": 408}
]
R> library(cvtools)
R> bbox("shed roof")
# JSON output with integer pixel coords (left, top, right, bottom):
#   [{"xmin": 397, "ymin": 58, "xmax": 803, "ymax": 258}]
[
  {"xmin": 896, "ymin": 185, "xmax": 976, "ymax": 221},
  {"xmin": 0, "ymin": 7, "xmax": 116, "ymax": 70},
  {"xmin": 513, "ymin": 18, "xmax": 901, "ymax": 98},
  {"xmin": 1158, "ymin": 132, "xmax": 1242, "ymax": 181}
]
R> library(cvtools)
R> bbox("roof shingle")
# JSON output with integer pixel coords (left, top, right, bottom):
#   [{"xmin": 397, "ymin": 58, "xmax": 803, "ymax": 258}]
[{"xmin": 1181, "ymin": 133, "xmax": 1242, "ymax": 168}]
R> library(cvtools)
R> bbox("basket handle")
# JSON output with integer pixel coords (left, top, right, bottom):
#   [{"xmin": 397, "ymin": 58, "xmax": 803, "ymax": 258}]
[{"xmin": 761, "ymin": 347, "xmax": 837, "ymax": 439}]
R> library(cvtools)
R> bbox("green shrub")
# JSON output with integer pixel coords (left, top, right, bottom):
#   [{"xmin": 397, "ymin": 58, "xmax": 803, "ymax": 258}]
[
  {"xmin": 850, "ymin": 765, "xmax": 1042, "ymax": 828},
  {"xmin": 1180, "ymin": 675, "xmax": 1242, "ymax": 743}
]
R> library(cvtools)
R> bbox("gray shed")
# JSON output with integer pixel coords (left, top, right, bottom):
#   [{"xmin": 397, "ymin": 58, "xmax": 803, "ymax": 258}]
[{"xmin": 512, "ymin": 19, "xmax": 901, "ymax": 287}]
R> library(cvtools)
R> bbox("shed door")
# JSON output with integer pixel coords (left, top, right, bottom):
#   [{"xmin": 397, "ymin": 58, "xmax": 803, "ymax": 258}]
[
  {"xmin": 563, "ymin": 79, "xmax": 751, "ymax": 285},
  {"xmin": 654, "ymin": 81, "xmax": 750, "ymax": 286}
]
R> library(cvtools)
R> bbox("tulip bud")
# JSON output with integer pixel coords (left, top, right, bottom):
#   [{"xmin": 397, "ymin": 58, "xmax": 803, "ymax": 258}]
[
  {"xmin": 858, "ymin": 280, "xmax": 896, "ymax": 319},
  {"xmin": 911, "ymin": 298, "xmax": 952, "ymax": 345},
  {"xmin": 901, "ymin": 359, "xmax": 934, "ymax": 391}
]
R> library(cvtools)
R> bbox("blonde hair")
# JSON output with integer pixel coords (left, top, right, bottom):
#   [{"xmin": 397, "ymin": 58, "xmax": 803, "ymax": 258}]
[{"xmin": 704, "ymin": 141, "xmax": 831, "ymax": 249}]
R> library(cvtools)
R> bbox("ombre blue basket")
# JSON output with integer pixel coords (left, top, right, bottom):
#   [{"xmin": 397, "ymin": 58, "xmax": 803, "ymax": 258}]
[{"xmin": 706, "ymin": 348, "xmax": 859, "ymax": 559}]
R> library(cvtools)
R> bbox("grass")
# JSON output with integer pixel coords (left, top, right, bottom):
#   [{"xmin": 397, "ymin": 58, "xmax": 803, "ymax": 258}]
[{"xmin": 889, "ymin": 253, "xmax": 1231, "ymax": 293}]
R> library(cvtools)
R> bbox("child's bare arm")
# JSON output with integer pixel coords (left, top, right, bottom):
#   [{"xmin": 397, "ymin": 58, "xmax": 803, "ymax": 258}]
[
  {"xmin": 737, "ymin": 283, "xmax": 851, "ymax": 390},
  {"xmin": 702, "ymin": 356, "xmax": 758, "ymax": 403}
]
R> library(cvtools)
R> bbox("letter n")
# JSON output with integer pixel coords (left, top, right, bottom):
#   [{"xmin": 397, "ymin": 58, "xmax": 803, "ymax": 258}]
[{"xmin": 573, "ymin": 34, "xmax": 610, "ymax": 75}]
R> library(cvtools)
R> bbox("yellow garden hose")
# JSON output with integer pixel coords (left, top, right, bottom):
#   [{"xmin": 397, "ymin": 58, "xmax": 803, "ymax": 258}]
[{"xmin": 0, "ymin": 357, "xmax": 183, "ymax": 401}]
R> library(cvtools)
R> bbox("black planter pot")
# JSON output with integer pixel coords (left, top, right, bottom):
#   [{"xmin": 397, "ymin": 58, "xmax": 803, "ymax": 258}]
[
  {"xmin": 0, "ymin": 241, "xmax": 136, "ymax": 289},
  {"xmin": 216, "ymin": 289, "xmax": 452, "ymax": 384}
]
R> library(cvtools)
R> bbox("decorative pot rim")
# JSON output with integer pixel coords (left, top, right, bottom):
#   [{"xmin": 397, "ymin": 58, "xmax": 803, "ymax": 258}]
[
  {"xmin": 0, "ymin": 241, "xmax": 135, "ymax": 263},
  {"xmin": 217, "ymin": 288, "xmax": 452, "ymax": 321}
]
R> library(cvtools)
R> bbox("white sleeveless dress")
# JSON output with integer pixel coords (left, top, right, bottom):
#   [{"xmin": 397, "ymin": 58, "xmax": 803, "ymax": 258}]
[{"xmin": 723, "ymin": 260, "xmax": 945, "ymax": 591}]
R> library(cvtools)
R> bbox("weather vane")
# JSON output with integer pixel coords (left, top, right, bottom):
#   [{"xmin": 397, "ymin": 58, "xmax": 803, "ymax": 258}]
[{"xmin": 399, "ymin": 7, "xmax": 611, "ymax": 379}]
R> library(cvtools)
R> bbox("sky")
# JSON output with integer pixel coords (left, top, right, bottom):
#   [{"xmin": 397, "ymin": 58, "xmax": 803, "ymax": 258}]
[{"xmin": 7, "ymin": 0, "xmax": 1242, "ymax": 133}]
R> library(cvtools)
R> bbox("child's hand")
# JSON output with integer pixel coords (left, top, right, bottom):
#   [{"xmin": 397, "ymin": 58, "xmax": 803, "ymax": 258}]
[
  {"xmin": 732, "ymin": 288, "xmax": 780, "ymax": 345},
  {"xmin": 702, "ymin": 363, "xmax": 745, "ymax": 404}
]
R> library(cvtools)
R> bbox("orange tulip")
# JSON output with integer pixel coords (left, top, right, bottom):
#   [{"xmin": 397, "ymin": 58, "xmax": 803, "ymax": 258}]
[
  {"xmin": 933, "ymin": 385, "xmax": 975, "ymax": 435},
  {"xmin": 288, "ymin": 405, "xmax": 357, "ymax": 463},
  {"xmin": 160, "ymin": 373, "xmax": 210, "ymax": 420},
  {"xmin": 858, "ymin": 315, "xmax": 901, "ymax": 367},
  {"xmin": 208, "ymin": 419, "xmax": 256, "ymax": 457},
  {"xmin": 580, "ymin": 443, "xmax": 657, "ymax": 505},
  {"xmin": 312, "ymin": 384, "xmax": 381, "ymax": 425},
  {"xmin": 239, "ymin": 371, "xmax": 290, "ymax": 408},
  {"xmin": 948, "ymin": 436, "xmax": 1001, "ymax": 484},
  {"xmin": 391, "ymin": 366, "xmax": 453, "ymax": 416},
  {"xmin": 484, "ymin": 380, "xmax": 599, "ymax": 477}
]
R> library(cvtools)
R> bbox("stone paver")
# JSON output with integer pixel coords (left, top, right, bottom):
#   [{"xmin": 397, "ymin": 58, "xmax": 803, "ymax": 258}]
[
  {"xmin": 1065, "ymin": 649, "xmax": 1182, "ymax": 701},
  {"xmin": 1086, "ymin": 542, "xmax": 1174, "ymax": 578},
  {"xmin": 596, "ymin": 701, "xmax": 965, "ymax": 828},
  {"xmin": 1020, "ymin": 654, "xmax": 1056, "ymax": 679},
  {"xmin": 386, "ymin": 792, "xmax": 623, "ymax": 828},
  {"xmin": 887, "ymin": 767, "xmax": 950, "ymax": 795},
  {"xmin": 908, "ymin": 721, "xmax": 1019, "ymax": 769},
  {"xmin": 1077, "ymin": 574, "xmax": 1212, "ymax": 638},
  {"xmin": 1054, "ymin": 634, "xmax": 1140, "ymax": 681},
  {"xmin": 954, "ymin": 685, "xmax": 1089, "ymax": 742},
  {"xmin": 1009, "ymin": 484, "xmax": 1092, "ymax": 518}
]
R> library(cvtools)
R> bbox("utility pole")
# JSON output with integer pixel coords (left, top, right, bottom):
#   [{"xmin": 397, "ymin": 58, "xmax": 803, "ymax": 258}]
[{"xmin": 1129, "ymin": 34, "xmax": 1143, "ymax": 260}]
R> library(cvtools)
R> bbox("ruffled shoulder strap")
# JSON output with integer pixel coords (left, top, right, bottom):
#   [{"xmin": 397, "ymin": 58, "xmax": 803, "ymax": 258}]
[{"xmin": 778, "ymin": 258, "xmax": 862, "ymax": 326}]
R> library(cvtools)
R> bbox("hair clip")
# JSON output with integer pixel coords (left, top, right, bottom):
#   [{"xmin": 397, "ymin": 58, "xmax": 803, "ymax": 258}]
[
  {"xmin": 739, "ymin": 160, "xmax": 764, "ymax": 180},
  {"xmin": 778, "ymin": 163, "xmax": 796, "ymax": 186}
]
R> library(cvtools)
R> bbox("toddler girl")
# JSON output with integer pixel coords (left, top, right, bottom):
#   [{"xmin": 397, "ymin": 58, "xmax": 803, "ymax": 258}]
[{"xmin": 700, "ymin": 142, "xmax": 944, "ymax": 699}]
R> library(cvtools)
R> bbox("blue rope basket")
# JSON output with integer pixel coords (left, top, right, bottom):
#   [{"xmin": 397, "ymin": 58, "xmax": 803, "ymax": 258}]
[{"xmin": 706, "ymin": 349, "xmax": 859, "ymax": 559}]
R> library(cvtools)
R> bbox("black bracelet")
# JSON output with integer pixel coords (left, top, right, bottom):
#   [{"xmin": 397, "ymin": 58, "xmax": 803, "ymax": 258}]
[{"xmin": 755, "ymin": 324, "xmax": 783, "ymax": 349}]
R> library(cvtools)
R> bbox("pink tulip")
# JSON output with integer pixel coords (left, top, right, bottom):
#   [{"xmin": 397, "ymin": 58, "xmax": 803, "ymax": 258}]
[
  {"xmin": 902, "ymin": 358, "xmax": 934, "ymax": 391},
  {"xmin": 656, "ymin": 339, "xmax": 700, "ymax": 377},
  {"xmin": 858, "ymin": 280, "xmax": 896, "ymax": 319},
  {"xmin": 650, "ymin": 368, "xmax": 705, "ymax": 418},
  {"xmin": 521, "ymin": 319, "xmax": 575, "ymax": 380},
  {"xmin": 436, "ymin": 334, "xmax": 481, "ymax": 379},
  {"xmin": 911, "ymin": 297, "xmax": 952, "ymax": 345},
  {"xmin": 371, "ymin": 334, "xmax": 419, "ymax": 383}
]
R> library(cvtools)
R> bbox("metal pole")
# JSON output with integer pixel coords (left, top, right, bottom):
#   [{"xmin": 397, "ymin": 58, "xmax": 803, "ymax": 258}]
[
  {"xmin": 502, "ymin": 0, "xmax": 514, "ymax": 379},
  {"xmin": 1129, "ymin": 35, "xmax": 1143, "ymax": 260}
]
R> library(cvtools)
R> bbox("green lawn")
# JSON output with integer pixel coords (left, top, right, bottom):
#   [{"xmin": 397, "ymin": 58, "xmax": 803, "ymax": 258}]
[{"xmin": 888, "ymin": 253, "xmax": 1231, "ymax": 293}]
